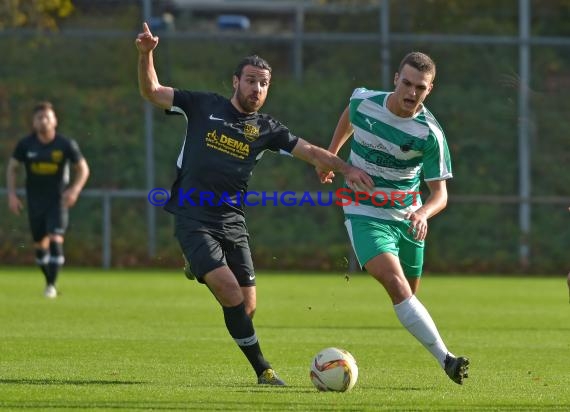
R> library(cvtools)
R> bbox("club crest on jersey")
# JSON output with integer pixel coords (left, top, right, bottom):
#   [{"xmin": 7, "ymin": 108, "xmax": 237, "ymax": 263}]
[
  {"xmin": 243, "ymin": 123, "xmax": 260, "ymax": 142},
  {"xmin": 400, "ymin": 141, "xmax": 414, "ymax": 152},
  {"xmin": 51, "ymin": 150, "xmax": 64, "ymax": 163}
]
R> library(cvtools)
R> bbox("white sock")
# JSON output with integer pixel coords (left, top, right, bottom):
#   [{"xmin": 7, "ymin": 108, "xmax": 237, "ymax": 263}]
[{"xmin": 394, "ymin": 295, "xmax": 451, "ymax": 368}]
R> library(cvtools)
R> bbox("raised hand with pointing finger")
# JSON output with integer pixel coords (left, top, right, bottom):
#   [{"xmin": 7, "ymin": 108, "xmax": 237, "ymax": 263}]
[{"xmin": 135, "ymin": 22, "xmax": 159, "ymax": 54}]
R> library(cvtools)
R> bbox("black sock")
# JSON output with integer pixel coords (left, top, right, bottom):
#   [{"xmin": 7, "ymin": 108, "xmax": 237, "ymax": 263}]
[
  {"xmin": 47, "ymin": 241, "xmax": 64, "ymax": 286},
  {"xmin": 35, "ymin": 248, "xmax": 50, "ymax": 284},
  {"xmin": 223, "ymin": 302, "xmax": 271, "ymax": 376}
]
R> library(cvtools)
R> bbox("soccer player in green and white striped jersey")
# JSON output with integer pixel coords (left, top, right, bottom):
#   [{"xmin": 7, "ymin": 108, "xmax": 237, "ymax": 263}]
[{"xmin": 321, "ymin": 52, "xmax": 469, "ymax": 384}]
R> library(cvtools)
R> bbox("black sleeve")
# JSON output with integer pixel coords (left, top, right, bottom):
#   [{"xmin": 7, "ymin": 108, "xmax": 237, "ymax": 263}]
[
  {"xmin": 66, "ymin": 139, "xmax": 83, "ymax": 163},
  {"xmin": 12, "ymin": 139, "xmax": 27, "ymax": 162},
  {"xmin": 266, "ymin": 120, "xmax": 299, "ymax": 153},
  {"xmin": 166, "ymin": 89, "xmax": 195, "ymax": 118}
]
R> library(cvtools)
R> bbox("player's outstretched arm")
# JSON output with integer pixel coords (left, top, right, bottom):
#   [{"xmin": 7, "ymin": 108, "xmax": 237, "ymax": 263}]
[
  {"xmin": 6, "ymin": 158, "xmax": 23, "ymax": 215},
  {"xmin": 315, "ymin": 106, "xmax": 354, "ymax": 183},
  {"xmin": 136, "ymin": 22, "xmax": 174, "ymax": 109},
  {"xmin": 292, "ymin": 138, "xmax": 373, "ymax": 190}
]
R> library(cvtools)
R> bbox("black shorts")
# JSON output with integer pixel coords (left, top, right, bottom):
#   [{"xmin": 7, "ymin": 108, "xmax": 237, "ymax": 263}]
[
  {"xmin": 174, "ymin": 215, "xmax": 256, "ymax": 287},
  {"xmin": 28, "ymin": 203, "xmax": 68, "ymax": 242}
]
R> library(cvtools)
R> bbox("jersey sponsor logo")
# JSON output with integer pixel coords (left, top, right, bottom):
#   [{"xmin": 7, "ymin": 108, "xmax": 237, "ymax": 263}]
[
  {"xmin": 207, "ymin": 130, "xmax": 219, "ymax": 141},
  {"xmin": 243, "ymin": 123, "xmax": 260, "ymax": 142},
  {"xmin": 27, "ymin": 151, "xmax": 38, "ymax": 158},
  {"xmin": 364, "ymin": 151, "xmax": 410, "ymax": 169},
  {"xmin": 51, "ymin": 150, "xmax": 63, "ymax": 163},
  {"xmin": 30, "ymin": 162, "xmax": 58, "ymax": 175},
  {"xmin": 205, "ymin": 130, "xmax": 250, "ymax": 159},
  {"xmin": 359, "ymin": 139, "xmax": 389, "ymax": 152},
  {"xmin": 358, "ymin": 138, "xmax": 420, "ymax": 161}
]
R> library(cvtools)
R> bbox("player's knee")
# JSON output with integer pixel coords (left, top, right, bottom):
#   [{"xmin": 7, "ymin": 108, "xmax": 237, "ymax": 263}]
[
  {"xmin": 48, "ymin": 234, "xmax": 64, "ymax": 243},
  {"xmin": 382, "ymin": 275, "xmax": 412, "ymax": 304},
  {"xmin": 245, "ymin": 306, "xmax": 256, "ymax": 319},
  {"xmin": 34, "ymin": 237, "xmax": 50, "ymax": 250},
  {"xmin": 406, "ymin": 277, "xmax": 420, "ymax": 294}
]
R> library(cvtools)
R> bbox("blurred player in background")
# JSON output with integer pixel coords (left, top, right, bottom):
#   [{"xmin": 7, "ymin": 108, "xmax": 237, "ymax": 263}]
[
  {"xmin": 318, "ymin": 52, "xmax": 470, "ymax": 384},
  {"xmin": 6, "ymin": 101, "xmax": 90, "ymax": 298},
  {"xmin": 135, "ymin": 22, "xmax": 373, "ymax": 386}
]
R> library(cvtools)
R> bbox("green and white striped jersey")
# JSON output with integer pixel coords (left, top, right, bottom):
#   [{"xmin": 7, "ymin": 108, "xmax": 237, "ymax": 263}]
[{"xmin": 344, "ymin": 87, "xmax": 452, "ymax": 223}]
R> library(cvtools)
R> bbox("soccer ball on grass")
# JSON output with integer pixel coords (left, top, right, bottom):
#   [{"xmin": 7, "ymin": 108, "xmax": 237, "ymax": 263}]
[{"xmin": 310, "ymin": 347, "xmax": 358, "ymax": 392}]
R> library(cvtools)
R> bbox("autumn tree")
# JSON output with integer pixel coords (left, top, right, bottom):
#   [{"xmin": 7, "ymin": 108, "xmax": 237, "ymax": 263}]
[{"xmin": 0, "ymin": 0, "xmax": 74, "ymax": 30}]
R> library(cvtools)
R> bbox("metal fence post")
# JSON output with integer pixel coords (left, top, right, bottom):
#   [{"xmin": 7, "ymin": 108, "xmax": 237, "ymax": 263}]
[
  {"xmin": 102, "ymin": 191, "xmax": 111, "ymax": 269},
  {"xmin": 380, "ymin": 0, "xmax": 391, "ymax": 90},
  {"xmin": 518, "ymin": 0, "xmax": 531, "ymax": 269},
  {"xmin": 293, "ymin": 4, "xmax": 304, "ymax": 82}
]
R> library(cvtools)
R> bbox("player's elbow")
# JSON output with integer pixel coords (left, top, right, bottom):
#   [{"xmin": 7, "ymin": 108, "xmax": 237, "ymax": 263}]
[
  {"xmin": 139, "ymin": 87, "xmax": 155, "ymax": 102},
  {"xmin": 83, "ymin": 163, "xmax": 91, "ymax": 180},
  {"xmin": 78, "ymin": 160, "xmax": 90, "ymax": 181},
  {"xmin": 438, "ymin": 193, "xmax": 448, "ymax": 212}
]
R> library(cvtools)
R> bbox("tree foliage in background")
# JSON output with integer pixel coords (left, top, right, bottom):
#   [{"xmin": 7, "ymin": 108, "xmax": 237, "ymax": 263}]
[{"xmin": 0, "ymin": 0, "xmax": 74, "ymax": 30}]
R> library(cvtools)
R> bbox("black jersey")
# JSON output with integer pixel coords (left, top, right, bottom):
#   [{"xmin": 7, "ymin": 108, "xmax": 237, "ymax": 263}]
[
  {"xmin": 164, "ymin": 90, "xmax": 299, "ymax": 223},
  {"xmin": 12, "ymin": 133, "xmax": 83, "ymax": 215}
]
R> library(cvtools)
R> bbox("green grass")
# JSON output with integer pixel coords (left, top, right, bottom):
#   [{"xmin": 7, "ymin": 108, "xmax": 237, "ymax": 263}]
[{"xmin": 1, "ymin": 268, "xmax": 569, "ymax": 411}]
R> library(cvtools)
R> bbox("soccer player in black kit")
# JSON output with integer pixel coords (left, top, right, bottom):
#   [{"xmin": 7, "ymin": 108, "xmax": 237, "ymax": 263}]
[
  {"xmin": 6, "ymin": 102, "xmax": 90, "ymax": 298},
  {"xmin": 136, "ymin": 22, "xmax": 374, "ymax": 386}
]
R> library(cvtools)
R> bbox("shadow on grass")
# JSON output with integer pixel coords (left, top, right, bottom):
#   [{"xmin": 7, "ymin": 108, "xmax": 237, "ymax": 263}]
[{"xmin": 0, "ymin": 378, "xmax": 145, "ymax": 385}]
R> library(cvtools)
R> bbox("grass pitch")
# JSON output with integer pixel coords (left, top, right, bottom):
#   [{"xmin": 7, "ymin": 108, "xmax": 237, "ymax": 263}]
[{"xmin": 0, "ymin": 268, "xmax": 568, "ymax": 411}]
